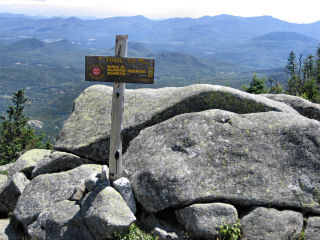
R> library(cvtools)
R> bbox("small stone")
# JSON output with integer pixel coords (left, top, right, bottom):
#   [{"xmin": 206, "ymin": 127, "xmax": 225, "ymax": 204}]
[
  {"xmin": 85, "ymin": 174, "xmax": 100, "ymax": 192},
  {"xmin": 100, "ymin": 165, "xmax": 109, "ymax": 182},
  {"xmin": 81, "ymin": 185, "xmax": 136, "ymax": 240},
  {"xmin": 153, "ymin": 227, "xmax": 179, "ymax": 240},
  {"xmin": 241, "ymin": 207, "xmax": 303, "ymax": 240},
  {"xmin": 0, "ymin": 172, "xmax": 30, "ymax": 214},
  {"xmin": 175, "ymin": 203, "xmax": 238, "ymax": 240},
  {"xmin": 305, "ymin": 216, "xmax": 320, "ymax": 240},
  {"xmin": 70, "ymin": 180, "xmax": 86, "ymax": 201},
  {"xmin": 27, "ymin": 200, "xmax": 94, "ymax": 240},
  {"xmin": 0, "ymin": 218, "xmax": 27, "ymax": 240},
  {"xmin": 113, "ymin": 177, "xmax": 137, "ymax": 214}
]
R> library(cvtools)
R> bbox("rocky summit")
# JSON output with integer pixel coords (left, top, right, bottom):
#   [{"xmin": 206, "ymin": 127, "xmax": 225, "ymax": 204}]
[
  {"xmin": 54, "ymin": 84, "xmax": 296, "ymax": 164},
  {"xmin": 0, "ymin": 84, "xmax": 319, "ymax": 240}
]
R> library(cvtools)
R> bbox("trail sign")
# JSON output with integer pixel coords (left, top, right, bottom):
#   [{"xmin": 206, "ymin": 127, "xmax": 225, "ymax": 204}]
[
  {"xmin": 85, "ymin": 35, "xmax": 155, "ymax": 181},
  {"xmin": 85, "ymin": 56, "xmax": 155, "ymax": 84}
]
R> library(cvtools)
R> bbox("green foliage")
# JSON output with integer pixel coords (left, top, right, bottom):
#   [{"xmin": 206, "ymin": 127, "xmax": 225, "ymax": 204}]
[
  {"xmin": 301, "ymin": 78, "xmax": 320, "ymax": 103},
  {"xmin": 287, "ymin": 74, "xmax": 300, "ymax": 96},
  {"xmin": 0, "ymin": 89, "xmax": 52, "ymax": 165},
  {"xmin": 286, "ymin": 51, "xmax": 301, "ymax": 96},
  {"xmin": 286, "ymin": 46, "xmax": 320, "ymax": 103},
  {"xmin": 287, "ymin": 51, "xmax": 297, "ymax": 77},
  {"xmin": 316, "ymin": 46, "xmax": 320, "ymax": 83},
  {"xmin": 297, "ymin": 230, "xmax": 306, "ymax": 240},
  {"xmin": 216, "ymin": 221, "xmax": 242, "ymax": 240},
  {"xmin": 268, "ymin": 78, "xmax": 283, "ymax": 94},
  {"xmin": 0, "ymin": 169, "xmax": 8, "ymax": 175},
  {"xmin": 114, "ymin": 223, "xmax": 156, "ymax": 240},
  {"xmin": 242, "ymin": 73, "xmax": 268, "ymax": 94}
]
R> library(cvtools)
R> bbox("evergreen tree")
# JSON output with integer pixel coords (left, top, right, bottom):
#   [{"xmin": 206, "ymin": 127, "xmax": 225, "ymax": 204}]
[
  {"xmin": 301, "ymin": 79, "xmax": 320, "ymax": 103},
  {"xmin": 287, "ymin": 51, "xmax": 296, "ymax": 77},
  {"xmin": 0, "ymin": 89, "xmax": 52, "ymax": 165},
  {"xmin": 286, "ymin": 51, "xmax": 300, "ymax": 95},
  {"xmin": 242, "ymin": 73, "xmax": 268, "ymax": 94},
  {"xmin": 285, "ymin": 47, "xmax": 320, "ymax": 103},
  {"xmin": 316, "ymin": 45, "xmax": 320, "ymax": 85},
  {"xmin": 268, "ymin": 79, "xmax": 283, "ymax": 94},
  {"xmin": 302, "ymin": 55, "xmax": 315, "ymax": 82}
]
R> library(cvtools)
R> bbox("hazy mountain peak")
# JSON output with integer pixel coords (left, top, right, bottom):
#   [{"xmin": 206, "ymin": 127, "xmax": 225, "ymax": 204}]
[
  {"xmin": 253, "ymin": 31, "xmax": 319, "ymax": 43},
  {"xmin": 10, "ymin": 38, "xmax": 45, "ymax": 50}
]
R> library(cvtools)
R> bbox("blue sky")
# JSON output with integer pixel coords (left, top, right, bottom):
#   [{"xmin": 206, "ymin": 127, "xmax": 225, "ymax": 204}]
[{"xmin": 0, "ymin": 0, "xmax": 319, "ymax": 23}]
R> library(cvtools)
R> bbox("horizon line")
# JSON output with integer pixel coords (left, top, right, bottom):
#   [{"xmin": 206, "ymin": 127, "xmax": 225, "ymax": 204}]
[{"xmin": 1, "ymin": 11, "xmax": 320, "ymax": 25}]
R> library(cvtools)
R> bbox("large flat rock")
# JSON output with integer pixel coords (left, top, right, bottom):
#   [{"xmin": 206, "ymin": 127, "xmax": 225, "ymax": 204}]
[
  {"xmin": 8, "ymin": 149, "xmax": 52, "ymax": 178},
  {"xmin": 262, "ymin": 94, "xmax": 320, "ymax": 121},
  {"xmin": 31, "ymin": 150, "xmax": 94, "ymax": 178},
  {"xmin": 123, "ymin": 110, "xmax": 320, "ymax": 214},
  {"xmin": 13, "ymin": 164, "xmax": 102, "ymax": 228},
  {"xmin": 8, "ymin": 149, "xmax": 93, "ymax": 180},
  {"xmin": 54, "ymin": 84, "xmax": 297, "ymax": 163}
]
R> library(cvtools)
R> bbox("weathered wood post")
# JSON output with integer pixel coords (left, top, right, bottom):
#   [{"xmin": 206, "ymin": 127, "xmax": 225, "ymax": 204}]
[
  {"xmin": 85, "ymin": 35, "xmax": 155, "ymax": 181},
  {"xmin": 109, "ymin": 35, "xmax": 128, "ymax": 180}
]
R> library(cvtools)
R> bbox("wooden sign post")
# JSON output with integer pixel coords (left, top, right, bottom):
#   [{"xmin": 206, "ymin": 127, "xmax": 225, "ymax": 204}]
[{"xmin": 85, "ymin": 35, "xmax": 155, "ymax": 181}]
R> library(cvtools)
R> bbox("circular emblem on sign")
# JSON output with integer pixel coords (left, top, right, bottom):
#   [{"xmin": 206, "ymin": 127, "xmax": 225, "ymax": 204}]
[{"xmin": 92, "ymin": 66, "xmax": 101, "ymax": 76}]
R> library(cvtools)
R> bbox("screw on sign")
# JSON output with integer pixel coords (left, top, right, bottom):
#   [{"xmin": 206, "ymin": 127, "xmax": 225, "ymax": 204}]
[
  {"xmin": 92, "ymin": 66, "xmax": 101, "ymax": 76},
  {"xmin": 85, "ymin": 35, "xmax": 155, "ymax": 181}
]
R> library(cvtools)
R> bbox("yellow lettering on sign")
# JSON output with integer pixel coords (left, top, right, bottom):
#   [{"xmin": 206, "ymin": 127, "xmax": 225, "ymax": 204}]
[
  {"xmin": 148, "ymin": 67, "xmax": 154, "ymax": 77},
  {"xmin": 107, "ymin": 65, "xmax": 119, "ymax": 69},
  {"xmin": 127, "ymin": 69, "xmax": 146, "ymax": 74},
  {"xmin": 107, "ymin": 64, "xmax": 126, "ymax": 76},
  {"xmin": 106, "ymin": 57, "xmax": 122, "ymax": 63}
]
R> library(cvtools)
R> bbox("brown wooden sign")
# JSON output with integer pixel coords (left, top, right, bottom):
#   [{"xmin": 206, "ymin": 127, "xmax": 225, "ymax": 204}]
[{"xmin": 85, "ymin": 56, "xmax": 155, "ymax": 84}]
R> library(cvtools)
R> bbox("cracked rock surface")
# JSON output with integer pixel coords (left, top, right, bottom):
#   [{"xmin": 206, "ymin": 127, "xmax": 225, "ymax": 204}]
[{"xmin": 123, "ymin": 109, "xmax": 320, "ymax": 213}]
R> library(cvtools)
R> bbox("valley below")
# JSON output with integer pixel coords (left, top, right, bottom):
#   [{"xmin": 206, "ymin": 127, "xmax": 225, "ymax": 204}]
[{"xmin": 1, "ymin": 13, "xmax": 319, "ymax": 142}]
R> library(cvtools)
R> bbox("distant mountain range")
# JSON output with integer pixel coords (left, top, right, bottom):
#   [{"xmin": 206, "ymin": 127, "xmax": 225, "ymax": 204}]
[
  {"xmin": 0, "ymin": 13, "xmax": 319, "ymax": 141},
  {"xmin": 1, "ymin": 13, "xmax": 319, "ymax": 68}
]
